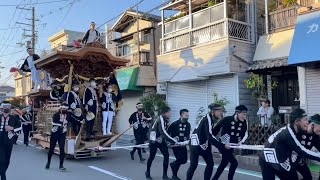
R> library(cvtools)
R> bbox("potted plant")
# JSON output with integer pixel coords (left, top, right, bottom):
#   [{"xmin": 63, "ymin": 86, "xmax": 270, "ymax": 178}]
[{"xmin": 212, "ymin": 92, "xmax": 230, "ymax": 114}]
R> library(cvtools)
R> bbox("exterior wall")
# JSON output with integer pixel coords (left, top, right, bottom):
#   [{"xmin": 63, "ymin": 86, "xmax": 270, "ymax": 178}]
[
  {"xmin": 229, "ymin": 40, "xmax": 256, "ymax": 72},
  {"xmin": 228, "ymin": 39, "xmax": 258, "ymax": 115},
  {"xmin": 50, "ymin": 34, "xmax": 68, "ymax": 49},
  {"xmin": 49, "ymin": 30, "xmax": 84, "ymax": 49},
  {"xmin": 237, "ymin": 72, "xmax": 258, "ymax": 115},
  {"xmin": 122, "ymin": 19, "xmax": 152, "ymax": 37},
  {"xmin": 157, "ymin": 40, "xmax": 230, "ymax": 82},
  {"xmin": 116, "ymin": 91, "xmax": 143, "ymax": 135},
  {"xmin": 15, "ymin": 73, "xmax": 31, "ymax": 97}
]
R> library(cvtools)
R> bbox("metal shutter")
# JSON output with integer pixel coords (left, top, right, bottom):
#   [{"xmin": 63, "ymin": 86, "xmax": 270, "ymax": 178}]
[
  {"xmin": 207, "ymin": 75, "xmax": 236, "ymax": 116},
  {"xmin": 306, "ymin": 68, "xmax": 320, "ymax": 115},
  {"xmin": 167, "ymin": 81, "xmax": 207, "ymax": 128}
]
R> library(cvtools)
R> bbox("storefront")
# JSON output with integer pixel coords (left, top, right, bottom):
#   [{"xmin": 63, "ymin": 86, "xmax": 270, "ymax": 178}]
[
  {"xmin": 249, "ymin": 29, "xmax": 299, "ymax": 113},
  {"xmin": 288, "ymin": 10, "xmax": 320, "ymax": 115}
]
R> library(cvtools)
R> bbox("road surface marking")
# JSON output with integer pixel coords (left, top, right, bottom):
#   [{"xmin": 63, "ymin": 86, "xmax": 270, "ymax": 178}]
[{"xmin": 88, "ymin": 166, "xmax": 133, "ymax": 180}]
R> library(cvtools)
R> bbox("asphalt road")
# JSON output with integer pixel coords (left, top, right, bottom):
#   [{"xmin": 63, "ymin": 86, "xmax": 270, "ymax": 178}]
[{"xmin": 6, "ymin": 139, "xmax": 263, "ymax": 180}]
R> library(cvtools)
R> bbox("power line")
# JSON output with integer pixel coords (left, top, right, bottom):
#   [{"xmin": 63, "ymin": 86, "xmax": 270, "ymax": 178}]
[
  {"xmin": 55, "ymin": 0, "xmax": 77, "ymax": 29},
  {"xmin": 0, "ymin": 50, "xmax": 24, "ymax": 58},
  {"xmin": 0, "ymin": 0, "xmax": 71, "ymax": 7}
]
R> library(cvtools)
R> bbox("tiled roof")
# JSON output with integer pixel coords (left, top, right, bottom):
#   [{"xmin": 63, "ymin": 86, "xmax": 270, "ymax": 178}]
[{"xmin": 248, "ymin": 58, "xmax": 288, "ymax": 71}]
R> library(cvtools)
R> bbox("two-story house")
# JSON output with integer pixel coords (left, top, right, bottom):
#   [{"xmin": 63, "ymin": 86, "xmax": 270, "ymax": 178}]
[
  {"xmin": 250, "ymin": 0, "xmax": 319, "ymax": 114},
  {"xmin": 14, "ymin": 72, "xmax": 32, "ymax": 105},
  {"xmin": 48, "ymin": 29, "xmax": 84, "ymax": 50},
  {"xmin": 158, "ymin": 0, "xmax": 262, "ymax": 126},
  {"xmin": 111, "ymin": 10, "xmax": 160, "ymax": 134}
]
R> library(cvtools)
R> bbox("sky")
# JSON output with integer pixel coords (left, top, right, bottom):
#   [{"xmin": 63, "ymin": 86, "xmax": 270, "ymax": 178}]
[{"xmin": 0, "ymin": 0, "xmax": 166, "ymax": 87}]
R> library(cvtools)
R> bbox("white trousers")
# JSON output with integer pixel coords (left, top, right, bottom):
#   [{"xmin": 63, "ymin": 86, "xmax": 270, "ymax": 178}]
[
  {"xmin": 31, "ymin": 68, "xmax": 40, "ymax": 89},
  {"xmin": 102, "ymin": 111, "xmax": 114, "ymax": 135}
]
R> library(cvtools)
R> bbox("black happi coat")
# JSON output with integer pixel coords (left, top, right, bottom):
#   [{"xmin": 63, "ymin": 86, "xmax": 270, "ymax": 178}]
[
  {"xmin": 101, "ymin": 92, "xmax": 118, "ymax": 112},
  {"xmin": 66, "ymin": 91, "xmax": 82, "ymax": 110},
  {"xmin": 189, "ymin": 114, "xmax": 225, "ymax": 152},
  {"xmin": 83, "ymin": 87, "xmax": 98, "ymax": 115},
  {"xmin": 260, "ymin": 124, "xmax": 320, "ymax": 173},
  {"xmin": 19, "ymin": 54, "xmax": 40, "ymax": 72},
  {"xmin": 0, "ymin": 114, "xmax": 21, "ymax": 174},
  {"xmin": 51, "ymin": 112, "xmax": 69, "ymax": 135},
  {"xmin": 149, "ymin": 116, "xmax": 177, "ymax": 144},
  {"xmin": 212, "ymin": 115, "xmax": 248, "ymax": 144},
  {"xmin": 168, "ymin": 119, "xmax": 191, "ymax": 143},
  {"xmin": 129, "ymin": 111, "xmax": 151, "ymax": 141}
]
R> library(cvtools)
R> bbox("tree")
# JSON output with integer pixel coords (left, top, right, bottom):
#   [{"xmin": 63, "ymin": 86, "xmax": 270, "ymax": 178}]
[
  {"xmin": 244, "ymin": 73, "xmax": 278, "ymax": 105},
  {"xmin": 140, "ymin": 94, "xmax": 167, "ymax": 119},
  {"xmin": 213, "ymin": 92, "xmax": 230, "ymax": 114}
]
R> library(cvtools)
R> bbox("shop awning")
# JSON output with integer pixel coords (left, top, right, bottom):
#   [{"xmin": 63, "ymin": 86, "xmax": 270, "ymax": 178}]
[
  {"xmin": 288, "ymin": 11, "xmax": 320, "ymax": 65},
  {"xmin": 116, "ymin": 66, "xmax": 143, "ymax": 91},
  {"xmin": 253, "ymin": 29, "xmax": 294, "ymax": 62}
]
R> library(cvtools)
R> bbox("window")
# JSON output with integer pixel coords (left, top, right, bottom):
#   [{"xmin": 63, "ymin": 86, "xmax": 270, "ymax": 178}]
[
  {"xmin": 16, "ymin": 80, "xmax": 22, "ymax": 88},
  {"xmin": 228, "ymin": 0, "xmax": 247, "ymax": 22},
  {"xmin": 123, "ymin": 45, "xmax": 131, "ymax": 56}
]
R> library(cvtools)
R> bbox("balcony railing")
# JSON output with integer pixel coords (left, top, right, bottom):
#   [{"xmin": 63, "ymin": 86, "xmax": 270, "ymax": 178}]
[
  {"xmin": 119, "ymin": 52, "xmax": 152, "ymax": 66},
  {"xmin": 160, "ymin": 2, "xmax": 253, "ymax": 54},
  {"xmin": 161, "ymin": 18, "xmax": 252, "ymax": 54},
  {"xmin": 269, "ymin": 6, "xmax": 297, "ymax": 32},
  {"xmin": 300, "ymin": 0, "xmax": 316, "ymax": 7}
]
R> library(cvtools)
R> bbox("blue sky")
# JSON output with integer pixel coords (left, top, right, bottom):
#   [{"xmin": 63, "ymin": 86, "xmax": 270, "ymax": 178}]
[{"xmin": 0, "ymin": 0, "xmax": 165, "ymax": 86}]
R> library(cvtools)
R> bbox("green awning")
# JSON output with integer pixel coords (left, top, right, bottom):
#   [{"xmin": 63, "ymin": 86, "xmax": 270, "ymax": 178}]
[{"xmin": 116, "ymin": 66, "xmax": 143, "ymax": 91}]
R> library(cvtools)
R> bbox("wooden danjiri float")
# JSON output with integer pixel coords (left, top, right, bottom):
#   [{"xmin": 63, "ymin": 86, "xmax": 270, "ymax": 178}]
[{"xmin": 29, "ymin": 42, "xmax": 130, "ymax": 159}]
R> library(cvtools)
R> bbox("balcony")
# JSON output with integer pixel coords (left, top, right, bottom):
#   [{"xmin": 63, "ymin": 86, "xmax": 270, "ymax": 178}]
[
  {"xmin": 269, "ymin": 6, "xmax": 297, "ymax": 32},
  {"xmin": 118, "ymin": 52, "xmax": 152, "ymax": 66},
  {"xmin": 160, "ymin": 2, "xmax": 254, "ymax": 54},
  {"xmin": 268, "ymin": 0, "xmax": 318, "ymax": 33}
]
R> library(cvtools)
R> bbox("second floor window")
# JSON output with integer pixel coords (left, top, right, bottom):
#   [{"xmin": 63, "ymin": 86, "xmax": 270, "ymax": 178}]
[
  {"xmin": 123, "ymin": 45, "xmax": 131, "ymax": 56},
  {"xmin": 16, "ymin": 80, "xmax": 22, "ymax": 88}
]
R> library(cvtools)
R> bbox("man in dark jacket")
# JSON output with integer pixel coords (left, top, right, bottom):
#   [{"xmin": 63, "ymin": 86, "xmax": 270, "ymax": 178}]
[
  {"xmin": 296, "ymin": 114, "xmax": 320, "ymax": 180},
  {"xmin": 0, "ymin": 103, "xmax": 21, "ymax": 180},
  {"xmin": 168, "ymin": 109, "xmax": 191, "ymax": 180},
  {"xmin": 20, "ymin": 108, "xmax": 32, "ymax": 146},
  {"xmin": 129, "ymin": 102, "xmax": 152, "ymax": 162},
  {"xmin": 186, "ymin": 103, "xmax": 227, "ymax": 180},
  {"xmin": 259, "ymin": 108, "xmax": 320, "ymax": 180},
  {"xmin": 20, "ymin": 48, "xmax": 41, "ymax": 90},
  {"xmin": 45, "ymin": 103, "xmax": 69, "ymax": 171},
  {"xmin": 212, "ymin": 105, "xmax": 249, "ymax": 180},
  {"xmin": 146, "ymin": 106, "xmax": 178, "ymax": 180}
]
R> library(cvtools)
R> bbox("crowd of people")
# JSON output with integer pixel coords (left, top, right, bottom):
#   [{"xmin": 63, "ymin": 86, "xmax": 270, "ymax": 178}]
[
  {"xmin": 127, "ymin": 102, "xmax": 320, "ymax": 180},
  {"xmin": 1, "ymin": 98, "xmax": 320, "ymax": 180}
]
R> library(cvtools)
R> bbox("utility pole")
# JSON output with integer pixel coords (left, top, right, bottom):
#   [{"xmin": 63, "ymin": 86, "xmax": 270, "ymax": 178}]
[
  {"xmin": 32, "ymin": 7, "xmax": 35, "ymax": 51},
  {"xmin": 136, "ymin": 5, "xmax": 141, "ymax": 64},
  {"xmin": 16, "ymin": 7, "xmax": 38, "ymax": 53}
]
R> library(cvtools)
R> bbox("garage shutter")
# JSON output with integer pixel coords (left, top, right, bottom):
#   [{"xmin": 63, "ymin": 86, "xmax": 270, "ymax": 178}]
[
  {"xmin": 167, "ymin": 81, "xmax": 207, "ymax": 128},
  {"xmin": 306, "ymin": 68, "xmax": 320, "ymax": 115},
  {"xmin": 207, "ymin": 75, "xmax": 236, "ymax": 116}
]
